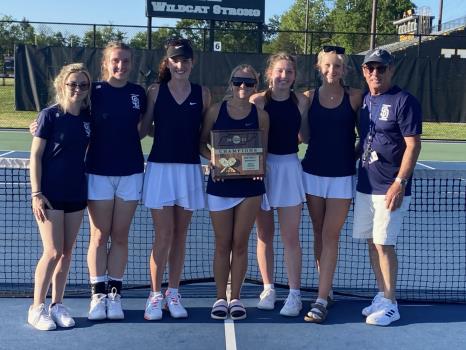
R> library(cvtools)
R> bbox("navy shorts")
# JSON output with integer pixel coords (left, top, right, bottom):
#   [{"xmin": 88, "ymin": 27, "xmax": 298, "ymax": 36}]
[{"xmin": 45, "ymin": 200, "xmax": 87, "ymax": 213}]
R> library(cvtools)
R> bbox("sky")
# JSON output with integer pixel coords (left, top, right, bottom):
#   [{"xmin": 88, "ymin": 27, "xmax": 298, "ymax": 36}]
[{"xmin": 1, "ymin": 0, "xmax": 464, "ymax": 27}]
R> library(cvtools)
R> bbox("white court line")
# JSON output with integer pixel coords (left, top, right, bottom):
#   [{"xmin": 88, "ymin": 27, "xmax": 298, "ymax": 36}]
[
  {"xmin": 419, "ymin": 160, "xmax": 466, "ymax": 163},
  {"xmin": 417, "ymin": 161, "xmax": 436, "ymax": 170},
  {"xmin": 0, "ymin": 150, "xmax": 15, "ymax": 157},
  {"xmin": 224, "ymin": 319, "xmax": 237, "ymax": 350}
]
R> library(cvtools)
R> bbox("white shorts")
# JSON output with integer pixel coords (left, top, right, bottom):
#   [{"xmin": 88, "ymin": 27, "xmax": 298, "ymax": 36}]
[
  {"xmin": 352, "ymin": 191, "xmax": 411, "ymax": 246},
  {"xmin": 87, "ymin": 173, "xmax": 143, "ymax": 201},
  {"xmin": 207, "ymin": 194, "xmax": 267, "ymax": 212},
  {"xmin": 303, "ymin": 172, "xmax": 354, "ymax": 199},
  {"xmin": 142, "ymin": 162, "xmax": 205, "ymax": 211},
  {"xmin": 263, "ymin": 154, "xmax": 305, "ymax": 209}
]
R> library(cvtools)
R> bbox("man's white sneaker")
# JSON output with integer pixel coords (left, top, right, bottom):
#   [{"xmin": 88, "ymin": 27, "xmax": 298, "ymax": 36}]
[
  {"xmin": 366, "ymin": 298, "xmax": 400, "ymax": 326},
  {"xmin": 88, "ymin": 293, "xmax": 107, "ymax": 320},
  {"xmin": 165, "ymin": 292, "xmax": 188, "ymax": 318},
  {"xmin": 107, "ymin": 287, "xmax": 124, "ymax": 320},
  {"xmin": 279, "ymin": 293, "xmax": 302, "ymax": 317},
  {"xmin": 144, "ymin": 294, "xmax": 164, "ymax": 321},
  {"xmin": 28, "ymin": 304, "xmax": 56, "ymax": 331},
  {"xmin": 49, "ymin": 303, "xmax": 75, "ymax": 328},
  {"xmin": 362, "ymin": 293, "xmax": 384, "ymax": 316},
  {"xmin": 257, "ymin": 288, "xmax": 276, "ymax": 310}
]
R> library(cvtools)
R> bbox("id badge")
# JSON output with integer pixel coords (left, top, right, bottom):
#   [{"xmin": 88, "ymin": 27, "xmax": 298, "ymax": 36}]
[{"xmin": 368, "ymin": 150, "xmax": 378, "ymax": 164}]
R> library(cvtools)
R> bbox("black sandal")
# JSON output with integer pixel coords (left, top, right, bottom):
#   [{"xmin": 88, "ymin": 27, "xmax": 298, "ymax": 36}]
[{"xmin": 304, "ymin": 302, "xmax": 328, "ymax": 323}]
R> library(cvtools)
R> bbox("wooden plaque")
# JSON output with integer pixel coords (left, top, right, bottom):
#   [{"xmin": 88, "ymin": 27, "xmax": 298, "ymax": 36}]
[{"xmin": 210, "ymin": 129, "xmax": 265, "ymax": 178}]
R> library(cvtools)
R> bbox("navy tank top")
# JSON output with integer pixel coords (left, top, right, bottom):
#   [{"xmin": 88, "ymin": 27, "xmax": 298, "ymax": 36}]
[
  {"xmin": 302, "ymin": 89, "xmax": 356, "ymax": 177},
  {"xmin": 206, "ymin": 101, "xmax": 266, "ymax": 198},
  {"xmin": 265, "ymin": 96, "xmax": 301, "ymax": 155},
  {"xmin": 148, "ymin": 82, "xmax": 203, "ymax": 164}
]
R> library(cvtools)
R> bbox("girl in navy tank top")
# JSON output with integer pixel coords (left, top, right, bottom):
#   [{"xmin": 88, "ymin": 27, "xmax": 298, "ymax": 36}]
[
  {"xmin": 139, "ymin": 38, "xmax": 211, "ymax": 321},
  {"xmin": 301, "ymin": 46, "xmax": 363, "ymax": 323},
  {"xmin": 200, "ymin": 64, "xmax": 269, "ymax": 320},
  {"xmin": 250, "ymin": 53, "xmax": 309, "ymax": 317}
]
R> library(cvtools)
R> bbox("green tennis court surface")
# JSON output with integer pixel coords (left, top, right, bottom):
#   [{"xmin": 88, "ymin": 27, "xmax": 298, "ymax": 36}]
[{"xmin": 1, "ymin": 130, "xmax": 466, "ymax": 161}]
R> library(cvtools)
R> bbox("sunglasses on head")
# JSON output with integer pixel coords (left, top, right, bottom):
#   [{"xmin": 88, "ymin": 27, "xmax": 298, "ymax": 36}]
[
  {"xmin": 65, "ymin": 82, "xmax": 90, "ymax": 91},
  {"xmin": 363, "ymin": 64, "xmax": 388, "ymax": 74},
  {"xmin": 231, "ymin": 77, "xmax": 257, "ymax": 87},
  {"xmin": 322, "ymin": 45, "xmax": 345, "ymax": 54}
]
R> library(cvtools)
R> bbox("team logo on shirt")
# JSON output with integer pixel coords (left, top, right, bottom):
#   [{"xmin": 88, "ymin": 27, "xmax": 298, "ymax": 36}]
[
  {"xmin": 379, "ymin": 104, "xmax": 391, "ymax": 121},
  {"xmin": 83, "ymin": 122, "xmax": 91, "ymax": 138},
  {"xmin": 130, "ymin": 94, "xmax": 141, "ymax": 110}
]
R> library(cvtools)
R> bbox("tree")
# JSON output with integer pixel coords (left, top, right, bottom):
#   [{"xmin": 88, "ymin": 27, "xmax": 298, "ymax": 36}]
[
  {"xmin": 327, "ymin": 0, "xmax": 415, "ymax": 52},
  {"xmin": 82, "ymin": 25, "xmax": 127, "ymax": 48},
  {"xmin": 129, "ymin": 27, "xmax": 176, "ymax": 49},
  {"xmin": 268, "ymin": 0, "xmax": 331, "ymax": 54}
]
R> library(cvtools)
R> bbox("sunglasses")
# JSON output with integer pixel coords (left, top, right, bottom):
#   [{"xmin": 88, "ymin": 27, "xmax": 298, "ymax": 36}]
[
  {"xmin": 231, "ymin": 77, "xmax": 256, "ymax": 87},
  {"xmin": 363, "ymin": 64, "xmax": 388, "ymax": 74},
  {"xmin": 66, "ymin": 82, "xmax": 90, "ymax": 91},
  {"xmin": 322, "ymin": 45, "xmax": 345, "ymax": 54}
]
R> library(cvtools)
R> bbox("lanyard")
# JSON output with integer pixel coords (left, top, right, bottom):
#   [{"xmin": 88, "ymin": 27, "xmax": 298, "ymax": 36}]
[{"xmin": 362, "ymin": 96, "xmax": 378, "ymax": 165}]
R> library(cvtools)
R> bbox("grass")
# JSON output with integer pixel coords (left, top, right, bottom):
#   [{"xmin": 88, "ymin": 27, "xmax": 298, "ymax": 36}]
[
  {"xmin": 0, "ymin": 79, "xmax": 37, "ymax": 128},
  {"xmin": 1, "ymin": 79, "xmax": 465, "ymax": 140}
]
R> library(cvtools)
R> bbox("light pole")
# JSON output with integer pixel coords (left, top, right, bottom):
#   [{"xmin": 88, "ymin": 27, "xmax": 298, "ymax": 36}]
[
  {"xmin": 304, "ymin": 0, "xmax": 310, "ymax": 54},
  {"xmin": 438, "ymin": 0, "xmax": 444, "ymax": 31},
  {"xmin": 370, "ymin": 0, "xmax": 378, "ymax": 49}
]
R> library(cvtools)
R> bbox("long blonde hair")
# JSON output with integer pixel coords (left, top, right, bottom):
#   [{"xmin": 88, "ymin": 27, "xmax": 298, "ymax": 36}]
[
  {"xmin": 53, "ymin": 63, "xmax": 91, "ymax": 112},
  {"xmin": 100, "ymin": 41, "xmax": 132, "ymax": 81}
]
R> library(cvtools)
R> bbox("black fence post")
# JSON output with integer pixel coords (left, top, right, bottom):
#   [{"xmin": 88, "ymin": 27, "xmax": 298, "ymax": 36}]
[
  {"xmin": 310, "ymin": 32, "xmax": 314, "ymax": 54},
  {"xmin": 203, "ymin": 28, "xmax": 207, "ymax": 52},
  {"xmin": 147, "ymin": 16, "xmax": 152, "ymax": 50},
  {"xmin": 93, "ymin": 24, "xmax": 96, "ymax": 48},
  {"xmin": 257, "ymin": 23, "xmax": 263, "ymax": 54},
  {"xmin": 418, "ymin": 34, "xmax": 422, "ymax": 57},
  {"xmin": 209, "ymin": 20, "xmax": 215, "ymax": 52}
]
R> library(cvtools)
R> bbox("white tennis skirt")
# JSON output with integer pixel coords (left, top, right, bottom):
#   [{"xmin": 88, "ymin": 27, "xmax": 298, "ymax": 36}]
[
  {"xmin": 302, "ymin": 172, "xmax": 354, "ymax": 199},
  {"xmin": 142, "ymin": 162, "xmax": 205, "ymax": 211},
  {"xmin": 207, "ymin": 194, "xmax": 269, "ymax": 212},
  {"xmin": 264, "ymin": 153, "xmax": 305, "ymax": 209}
]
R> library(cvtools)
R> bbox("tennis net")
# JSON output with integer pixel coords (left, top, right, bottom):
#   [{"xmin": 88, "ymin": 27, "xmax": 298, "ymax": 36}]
[{"xmin": 1, "ymin": 157, "xmax": 465, "ymax": 302}]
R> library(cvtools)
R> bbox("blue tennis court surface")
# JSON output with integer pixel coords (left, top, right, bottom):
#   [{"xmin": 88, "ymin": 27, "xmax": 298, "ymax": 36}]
[
  {"xmin": 2, "ymin": 286, "xmax": 466, "ymax": 350},
  {"xmin": 1, "ymin": 150, "xmax": 465, "ymax": 349}
]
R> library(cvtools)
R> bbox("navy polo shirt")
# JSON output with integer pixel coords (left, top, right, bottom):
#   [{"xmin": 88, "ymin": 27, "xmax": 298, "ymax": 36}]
[
  {"xmin": 34, "ymin": 105, "xmax": 91, "ymax": 202},
  {"xmin": 85, "ymin": 81, "xmax": 147, "ymax": 176},
  {"xmin": 357, "ymin": 86, "xmax": 422, "ymax": 196}
]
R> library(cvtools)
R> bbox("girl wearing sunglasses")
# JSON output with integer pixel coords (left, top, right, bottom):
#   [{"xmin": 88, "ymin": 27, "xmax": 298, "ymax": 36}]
[
  {"xmin": 250, "ymin": 53, "xmax": 308, "ymax": 317},
  {"xmin": 140, "ymin": 38, "xmax": 211, "ymax": 321},
  {"xmin": 301, "ymin": 46, "xmax": 362, "ymax": 323},
  {"xmin": 28, "ymin": 63, "xmax": 91, "ymax": 330},
  {"xmin": 200, "ymin": 64, "xmax": 269, "ymax": 320}
]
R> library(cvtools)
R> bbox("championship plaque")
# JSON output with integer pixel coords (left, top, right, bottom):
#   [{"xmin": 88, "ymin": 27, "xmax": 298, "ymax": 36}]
[{"xmin": 210, "ymin": 129, "xmax": 265, "ymax": 178}]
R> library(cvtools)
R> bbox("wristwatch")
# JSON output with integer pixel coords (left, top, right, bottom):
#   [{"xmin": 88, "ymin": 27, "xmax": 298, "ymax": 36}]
[{"xmin": 395, "ymin": 177, "xmax": 407, "ymax": 186}]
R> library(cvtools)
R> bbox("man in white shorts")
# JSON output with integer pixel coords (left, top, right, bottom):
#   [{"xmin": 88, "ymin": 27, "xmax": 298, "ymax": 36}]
[{"xmin": 353, "ymin": 49, "xmax": 422, "ymax": 326}]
